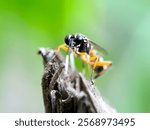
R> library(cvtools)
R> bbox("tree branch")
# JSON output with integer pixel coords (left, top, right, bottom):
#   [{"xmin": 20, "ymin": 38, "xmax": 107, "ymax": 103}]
[{"xmin": 38, "ymin": 48, "xmax": 116, "ymax": 113}]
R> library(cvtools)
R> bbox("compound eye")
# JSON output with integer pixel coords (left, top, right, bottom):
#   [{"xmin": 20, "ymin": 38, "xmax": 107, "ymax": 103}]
[
  {"xmin": 75, "ymin": 34, "xmax": 83, "ymax": 45},
  {"xmin": 64, "ymin": 34, "xmax": 72, "ymax": 45},
  {"xmin": 76, "ymin": 34, "xmax": 83, "ymax": 41},
  {"xmin": 64, "ymin": 35, "xmax": 68, "ymax": 44}
]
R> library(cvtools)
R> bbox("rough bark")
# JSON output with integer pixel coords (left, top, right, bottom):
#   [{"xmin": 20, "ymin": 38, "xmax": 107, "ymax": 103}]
[{"xmin": 38, "ymin": 48, "xmax": 116, "ymax": 113}]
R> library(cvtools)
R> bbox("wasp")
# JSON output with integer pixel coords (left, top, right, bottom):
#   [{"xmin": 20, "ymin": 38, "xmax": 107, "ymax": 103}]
[{"xmin": 57, "ymin": 33, "xmax": 112, "ymax": 80}]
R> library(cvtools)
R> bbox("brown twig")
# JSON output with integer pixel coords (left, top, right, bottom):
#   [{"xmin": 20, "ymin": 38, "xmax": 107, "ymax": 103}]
[{"xmin": 38, "ymin": 48, "xmax": 116, "ymax": 113}]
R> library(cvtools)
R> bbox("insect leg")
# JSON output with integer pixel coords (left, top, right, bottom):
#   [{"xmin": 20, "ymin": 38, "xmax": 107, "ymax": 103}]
[
  {"xmin": 65, "ymin": 54, "xmax": 69, "ymax": 74},
  {"xmin": 70, "ymin": 51, "xmax": 75, "ymax": 70},
  {"xmin": 94, "ymin": 61, "xmax": 112, "ymax": 79},
  {"xmin": 82, "ymin": 62, "xmax": 86, "ymax": 75},
  {"xmin": 89, "ymin": 55, "xmax": 99, "ymax": 83},
  {"xmin": 77, "ymin": 52, "xmax": 90, "ymax": 64},
  {"xmin": 89, "ymin": 56, "xmax": 98, "ymax": 65},
  {"xmin": 95, "ymin": 61, "xmax": 112, "ymax": 67},
  {"xmin": 57, "ymin": 43, "xmax": 69, "ymax": 52},
  {"xmin": 63, "ymin": 45, "xmax": 71, "ymax": 74},
  {"xmin": 76, "ymin": 52, "xmax": 91, "ymax": 77},
  {"xmin": 56, "ymin": 44, "xmax": 70, "ymax": 74}
]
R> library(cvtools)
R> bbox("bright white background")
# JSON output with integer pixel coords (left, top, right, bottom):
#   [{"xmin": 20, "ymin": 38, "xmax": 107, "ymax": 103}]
[{"xmin": 0, "ymin": 114, "xmax": 149, "ymax": 130}]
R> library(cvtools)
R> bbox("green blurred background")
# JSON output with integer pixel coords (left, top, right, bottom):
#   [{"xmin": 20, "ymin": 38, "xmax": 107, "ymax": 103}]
[{"xmin": 0, "ymin": 0, "xmax": 150, "ymax": 112}]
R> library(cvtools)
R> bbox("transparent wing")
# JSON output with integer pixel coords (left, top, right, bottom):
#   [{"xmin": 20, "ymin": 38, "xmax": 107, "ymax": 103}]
[{"xmin": 89, "ymin": 40, "xmax": 108, "ymax": 55}]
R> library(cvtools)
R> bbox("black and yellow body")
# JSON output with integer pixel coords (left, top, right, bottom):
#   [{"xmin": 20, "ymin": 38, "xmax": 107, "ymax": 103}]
[{"xmin": 57, "ymin": 33, "xmax": 112, "ymax": 80}]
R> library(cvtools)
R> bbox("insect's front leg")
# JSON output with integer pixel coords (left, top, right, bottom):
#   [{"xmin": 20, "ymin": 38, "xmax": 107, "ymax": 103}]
[{"xmin": 57, "ymin": 43, "xmax": 69, "ymax": 52}]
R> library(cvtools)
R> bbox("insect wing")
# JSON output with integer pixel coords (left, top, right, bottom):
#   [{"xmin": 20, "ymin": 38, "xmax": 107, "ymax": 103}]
[{"xmin": 89, "ymin": 40, "xmax": 108, "ymax": 55}]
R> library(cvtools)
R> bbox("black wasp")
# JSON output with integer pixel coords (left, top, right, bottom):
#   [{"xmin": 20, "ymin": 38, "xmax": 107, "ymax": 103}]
[{"xmin": 57, "ymin": 33, "xmax": 112, "ymax": 80}]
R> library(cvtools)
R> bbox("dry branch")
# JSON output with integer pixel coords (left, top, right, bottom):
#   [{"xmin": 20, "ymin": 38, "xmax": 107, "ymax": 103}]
[{"xmin": 38, "ymin": 48, "xmax": 116, "ymax": 113}]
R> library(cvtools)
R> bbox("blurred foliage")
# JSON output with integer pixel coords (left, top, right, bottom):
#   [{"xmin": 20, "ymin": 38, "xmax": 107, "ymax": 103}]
[{"xmin": 0, "ymin": 0, "xmax": 150, "ymax": 112}]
